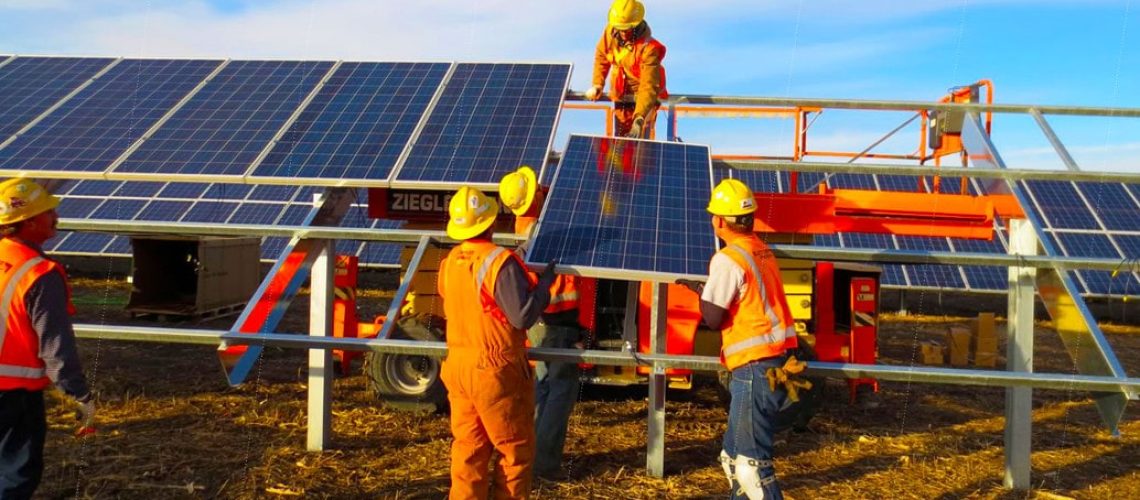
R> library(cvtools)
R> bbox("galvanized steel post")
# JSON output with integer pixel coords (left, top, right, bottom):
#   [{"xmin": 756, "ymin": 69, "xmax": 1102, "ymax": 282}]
[
  {"xmin": 1004, "ymin": 219, "xmax": 1037, "ymax": 489},
  {"xmin": 647, "ymin": 283, "xmax": 669, "ymax": 477},
  {"xmin": 307, "ymin": 237, "xmax": 335, "ymax": 451}
]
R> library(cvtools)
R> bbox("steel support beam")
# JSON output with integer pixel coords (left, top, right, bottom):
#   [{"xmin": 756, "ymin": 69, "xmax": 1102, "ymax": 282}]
[
  {"xmin": 307, "ymin": 239, "xmax": 334, "ymax": 451},
  {"xmin": 1005, "ymin": 219, "xmax": 1036, "ymax": 490},
  {"xmin": 646, "ymin": 283, "xmax": 668, "ymax": 478}
]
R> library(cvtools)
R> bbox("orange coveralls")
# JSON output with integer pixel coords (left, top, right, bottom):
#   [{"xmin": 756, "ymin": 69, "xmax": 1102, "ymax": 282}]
[
  {"xmin": 439, "ymin": 239, "xmax": 547, "ymax": 499},
  {"xmin": 592, "ymin": 24, "xmax": 668, "ymax": 138}
]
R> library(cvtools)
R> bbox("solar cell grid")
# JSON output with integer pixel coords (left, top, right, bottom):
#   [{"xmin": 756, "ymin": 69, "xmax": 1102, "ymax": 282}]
[
  {"xmin": 251, "ymin": 62, "xmax": 449, "ymax": 183},
  {"xmin": 394, "ymin": 63, "xmax": 569, "ymax": 186},
  {"xmin": 827, "ymin": 173, "xmax": 876, "ymax": 190},
  {"xmin": 1076, "ymin": 182, "xmax": 1140, "ymax": 231},
  {"xmin": 1053, "ymin": 232, "xmax": 1139, "ymax": 294},
  {"xmin": 895, "ymin": 236, "xmax": 965, "ymax": 288},
  {"xmin": 0, "ymin": 57, "xmax": 114, "ymax": 138},
  {"xmin": 0, "ymin": 59, "xmax": 222, "ymax": 174},
  {"xmin": 1023, "ymin": 180, "xmax": 1100, "ymax": 230},
  {"xmin": 876, "ymin": 174, "xmax": 924, "ymax": 192},
  {"xmin": 112, "ymin": 60, "xmax": 332, "ymax": 178},
  {"xmin": 526, "ymin": 135, "xmax": 714, "ymax": 278}
]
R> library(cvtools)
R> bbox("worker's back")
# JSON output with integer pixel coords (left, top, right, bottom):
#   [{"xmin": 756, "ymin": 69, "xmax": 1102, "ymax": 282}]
[{"xmin": 439, "ymin": 239, "xmax": 529, "ymax": 367}]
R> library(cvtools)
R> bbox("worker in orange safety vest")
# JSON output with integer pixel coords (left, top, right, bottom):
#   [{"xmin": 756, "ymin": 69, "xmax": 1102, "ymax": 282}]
[
  {"xmin": 439, "ymin": 185, "xmax": 556, "ymax": 499},
  {"xmin": 0, "ymin": 179, "xmax": 94, "ymax": 499},
  {"xmin": 676, "ymin": 179, "xmax": 798, "ymax": 500},
  {"xmin": 585, "ymin": 0, "xmax": 668, "ymax": 139},
  {"xmin": 498, "ymin": 166, "xmax": 585, "ymax": 481}
]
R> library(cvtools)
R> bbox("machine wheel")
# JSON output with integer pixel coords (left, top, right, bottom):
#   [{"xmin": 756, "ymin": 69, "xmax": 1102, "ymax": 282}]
[
  {"xmin": 365, "ymin": 314, "xmax": 448, "ymax": 413},
  {"xmin": 714, "ymin": 335, "xmax": 825, "ymax": 433}
]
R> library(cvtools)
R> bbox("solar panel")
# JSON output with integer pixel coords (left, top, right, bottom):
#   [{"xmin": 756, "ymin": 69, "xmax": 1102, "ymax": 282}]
[
  {"xmin": 526, "ymin": 135, "xmax": 714, "ymax": 279},
  {"xmin": 827, "ymin": 173, "xmax": 876, "ymax": 190},
  {"xmin": 877, "ymin": 174, "xmax": 924, "ymax": 192},
  {"xmin": 951, "ymin": 228, "xmax": 1008, "ymax": 291},
  {"xmin": 1052, "ymin": 231, "xmax": 1140, "ymax": 295},
  {"xmin": 392, "ymin": 63, "xmax": 570, "ymax": 187},
  {"xmin": 895, "ymin": 235, "xmax": 965, "ymax": 288},
  {"xmin": 1076, "ymin": 182, "xmax": 1140, "ymax": 231},
  {"xmin": 249, "ymin": 62, "xmax": 450, "ymax": 184},
  {"xmin": 841, "ymin": 233, "xmax": 907, "ymax": 286},
  {"xmin": 1023, "ymin": 180, "xmax": 1100, "ymax": 230},
  {"xmin": 0, "ymin": 59, "xmax": 222, "ymax": 174},
  {"xmin": 0, "ymin": 57, "xmax": 114, "ymax": 138},
  {"xmin": 111, "ymin": 60, "xmax": 333, "ymax": 178}
]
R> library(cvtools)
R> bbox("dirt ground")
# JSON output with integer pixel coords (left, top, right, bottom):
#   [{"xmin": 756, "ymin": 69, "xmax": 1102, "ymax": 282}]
[{"xmin": 33, "ymin": 274, "xmax": 1140, "ymax": 499}]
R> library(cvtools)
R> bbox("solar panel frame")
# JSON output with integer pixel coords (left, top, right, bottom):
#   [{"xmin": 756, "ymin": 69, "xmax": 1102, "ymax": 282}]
[
  {"xmin": 525, "ymin": 135, "xmax": 716, "ymax": 281},
  {"xmin": 0, "ymin": 59, "xmax": 223, "ymax": 177},
  {"xmin": 108, "ymin": 60, "xmax": 334, "ymax": 181},
  {"xmin": 247, "ymin": 61, "xmax": 452, "ymax": 187},
  {"xmin": 0, "ymin": 56, "xmax": 116, "ymax": 140},
  {"xmin": 390, "ymin": 62, "xmax": 571, "ymax": 190}
]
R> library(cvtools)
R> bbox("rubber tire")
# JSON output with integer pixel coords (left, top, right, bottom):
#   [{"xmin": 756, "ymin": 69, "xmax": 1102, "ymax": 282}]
[
  {"xmin": 365, "ymin": 315, "xmax": 448, "ymax": 413},
  {"xmin": 714, "ymin": 336, "xmax": 824, "ymax": 433}
]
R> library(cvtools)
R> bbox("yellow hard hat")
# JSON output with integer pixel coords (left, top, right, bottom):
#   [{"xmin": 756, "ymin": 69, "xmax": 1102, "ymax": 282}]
[
  {"xmin": 498, "ymin": 165, "xmax": 537, "ymax": 216},
  {"xmin": 707, "ymin": 179, "xmax": 756, "ymax": 217},
  {"xmin": 447, "ymin": 186, "xmax": 499, "ymax": 240},
  {"xmin": 608, "ymin": 0, "xmax": 645, "ymax": 30},
  {"xmin": 0, "ymin": 178, "xmax": 60, "ymax": 226}
]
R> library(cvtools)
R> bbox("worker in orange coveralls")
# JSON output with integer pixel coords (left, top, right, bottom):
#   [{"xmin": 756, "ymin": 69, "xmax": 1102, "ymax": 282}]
[
  {"xmin": 585, "ymin": 0, "xmax": 668, "ymax": 139},
  {"xmin": 439, "ymin": 185, "xmax": 556, "ymax": 499},
  {"xmin": 499, "ymin": 166, "xmax": 585, "ymax": 481},
  {"xmin": 677, "ymin": 179, "xmax": 799, "ymax": 500},
  {"xmin": 0, "ymin": 179, "xmax": 94, "ymax": 499}
]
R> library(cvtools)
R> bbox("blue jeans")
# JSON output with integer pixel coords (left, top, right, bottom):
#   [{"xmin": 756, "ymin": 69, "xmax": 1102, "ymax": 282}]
[
  {"xmin": 725, "ymin": 357, "xmax": 786, "ymax": 500},
  {"xmin": 0, "ymin": 390, "xmax": 45, "ymax": 500},
  {"xmin": 529, "ymin": 322, "xmax": 582, "ymax": 477}
]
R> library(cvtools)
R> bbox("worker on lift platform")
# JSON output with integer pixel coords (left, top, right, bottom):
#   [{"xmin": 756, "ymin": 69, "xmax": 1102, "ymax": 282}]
[
  {"xmin": 499, "ymin": 166, "xmax": 585, "ymax": 481},
  {"xmin": 585, "ymin": 0, "xmax": 668, "ymax": 139},
  {"xmin": 438, "ymin": 185, "xmax": 555, "ymax": 499},
  {"xmin": 678, "ymin": 179, "xmax": 808, "ymax": 500}
]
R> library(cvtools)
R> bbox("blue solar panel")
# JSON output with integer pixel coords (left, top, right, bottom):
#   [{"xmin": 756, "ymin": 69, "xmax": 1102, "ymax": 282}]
[
  {"xmin": 112, "ymin": 60, "xmax": 332, "ymax": 178},
  {"xmin": 0, "ymin": 59, "xmax": 221, "ymax": 173},
  {"xmin": 1076, "ymin": 182, "xmax": 1140, "ymax": 231},
  {"xmin": 228, "ymin": 203, "xmax": 287, "ymax": 225},
  {"xmin": 182, "ymin": 200, "xmax": 239, "ymax": 223},
  {"xmin": 814, "ymin": 234, "xmax": 840, "ymax": 247},
  {"xmin": 782, "ymin": 171, "xmax": 827, "ymax": 194},
  {"xmin": 526, "ymin": 135, "xmax": 714, "ymax": 277},
  {"xmin": 876, "ymin": 174, "xmax": 923, "ymax": 192},
  {"xmin": 158, "ymin": 182, "xmax": 210, "ymax": 199},
  {"xmin": 895, "ymin": 236, "xmax": 965, "ymax": 288},
  {"xmin": 1023, "ymin": 180, "xmax": 1099, "ymax": 230},
  {"xmin": 952, "ymin": 227, "xmax": 1008, "ymax": 290},
  {"xmin": 1054, "ymin": 232, "xmax": 1139, "ymax": 295},
  {"xmin": 55, "ymin": 232, "xmax": 113, "ymax": 253},
  {"xmin": 841, "ymin": 233, "xmax": 907, "ymax": 286},
  {"xmin": 91, "ymin": 199, "xmax": 147, "ymax": 219},
  {"xmin": 928, "ymin": 175, "xmax": 978, "ymax": 195},
  {"xmin": 394, "ymin": 63, "xmax": 569, "ymax": 186},
  {"xmin": 828, "ymin": 173, "xmax": 876, "ymax": 190},
  {"xmin": 136, "ymin": 200, "xmax": 193, "ymax": 221},
  {"xmin": 247, "ymin": 184, "xmax": 301, "ymax": 202},
  {"xmin": 113, "ymin": 181, "xmax": 165, "ymax": 198},
  {"xmin": 202, "ymin": 183, "xmax": 254, "ymax": 200},
  {"xmin": 68, "ymin": 180, "xmax": 122, "ymax": 196},
  {"xmin": 0, "ymin": 57, "xmax": 113, "ymax": 138},
  {"xmin": 251, "ymin": 62, "xmax": 449, "ymax": 183},
  {"xmin": 55, "ymin": 197, "xmax": 102, "ymax": 219},
  {"xmin": 718, "ymin": 169, "xmax": 779, "ymax": 193}
]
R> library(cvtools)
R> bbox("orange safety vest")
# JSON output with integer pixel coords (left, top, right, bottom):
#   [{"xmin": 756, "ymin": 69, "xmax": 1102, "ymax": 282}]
[
  {"xmin": 515, "ymin": 213, "xmax": 579, "ymax": 315},
  {"xmin": 439, "ymin": 240, "xmax": 534, "ymax": 366},
  {"xmin": 603, "ymin": 34, "xmax": 669, "ymax": 102},
  {"xmin": 0, "ymin": 238, "xmax": 73, "ymax": 391},
  {"xmin": 716, "ymin": 236, "xmax": 798, "ymax": 371}
]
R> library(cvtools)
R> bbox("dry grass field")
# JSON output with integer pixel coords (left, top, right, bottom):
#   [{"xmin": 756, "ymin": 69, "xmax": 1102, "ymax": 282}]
[{"xmin": 32, "ymin": 276, "xmax": 1140, "ymax": 499}]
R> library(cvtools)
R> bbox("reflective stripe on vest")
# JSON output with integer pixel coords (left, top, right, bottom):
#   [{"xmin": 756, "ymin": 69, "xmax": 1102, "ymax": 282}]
[
  {"xmin": 0, "ymin": 256, "xmax": 47, "ymax": 379},
  {"xmin": 719, "ymin": 245, "xmax": 795, "ymax": 359},
  {"xmin": 475, "ymin": 247, "xmax": 507, "ymax": 295}
]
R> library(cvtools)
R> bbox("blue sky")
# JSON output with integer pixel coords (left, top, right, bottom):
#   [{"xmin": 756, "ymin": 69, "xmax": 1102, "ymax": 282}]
[{"xmin": 1, "ymin": 0, "xmax": 1137, "ymax": 172}]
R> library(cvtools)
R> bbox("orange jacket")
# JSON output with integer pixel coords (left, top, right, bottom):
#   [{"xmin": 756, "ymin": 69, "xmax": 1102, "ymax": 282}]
[
  {"xmin": 717, "ymin": 235, "xmax": 797, "ymax": 371},
  {"xmin": 439, "ymin": 240, "xmax": 533, "ymax": 367},
  {"xmin": 515, "ymin": 206, "xmax": 579, "ymax": 315},
  {"xmin": 592, "ymin": 25, "xmax": 668, "ymax": 120},
  {"xmin": 0, "ymin": 238, "xmax": 72, "ymax": 391}
]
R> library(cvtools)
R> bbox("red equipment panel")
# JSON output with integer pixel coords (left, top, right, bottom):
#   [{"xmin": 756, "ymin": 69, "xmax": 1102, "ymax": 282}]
[{"xmin": 636, "ymin": 282, "xmax": 701, "ymax": 375}]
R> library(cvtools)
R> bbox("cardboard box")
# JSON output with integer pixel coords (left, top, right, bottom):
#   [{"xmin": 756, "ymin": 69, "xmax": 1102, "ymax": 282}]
[
  {"xmin": 973, "ymin": 312, "xmax": 997, "ymax": 350},
  {"xmin": 946, "ymin": 327, "xmax": 971, "ymax": 366},
  {"xmin": 974, "ymin": 351, "xmax": 998, "ymax": 368},
  {"xmin": 976, "ymin": 336, "xmax": 999, "ymax": 353},
  {"xmin": 921, "ymin": 341, "xmax": 945, "ymax": 365}
]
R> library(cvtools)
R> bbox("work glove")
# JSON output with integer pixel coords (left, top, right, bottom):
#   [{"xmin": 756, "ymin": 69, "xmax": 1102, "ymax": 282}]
[
  {"xmin": 537, "ymin": 259, "xmax": 559, "ymax": 288},
  {"xmin": 627, "ymin": 116, "xmax": 645, "ymax": 139},
  {"xmin": 674, "ymin": 278, "xmax": 705, "ymax": 295},
  {"xmin": 765, "ymin": 355, "xmax": 813, "ymax": 403},
  {"xmin": 75, "ymin": 398, "xmax": 97, "ymax": 437},
  {"xmin": 584, "ymin": 85, "xmax": 603, "ymax": 101}
]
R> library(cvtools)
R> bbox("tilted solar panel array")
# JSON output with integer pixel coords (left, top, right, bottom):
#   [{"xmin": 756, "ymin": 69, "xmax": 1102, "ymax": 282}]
[
  {"xmin": 49, "ymin": 180, "xmax": 403, "ymax": 266},
  {"xmin": 724, "ymin": 167, "xmax": 1140, "ymax": 297},
  {"xmin": 526, "ymin": 135, "xmax": 716, "ymax": 279},
  {"xmin": 0, "ymin": 57, "xmax": 571, "ymax": 186}
]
